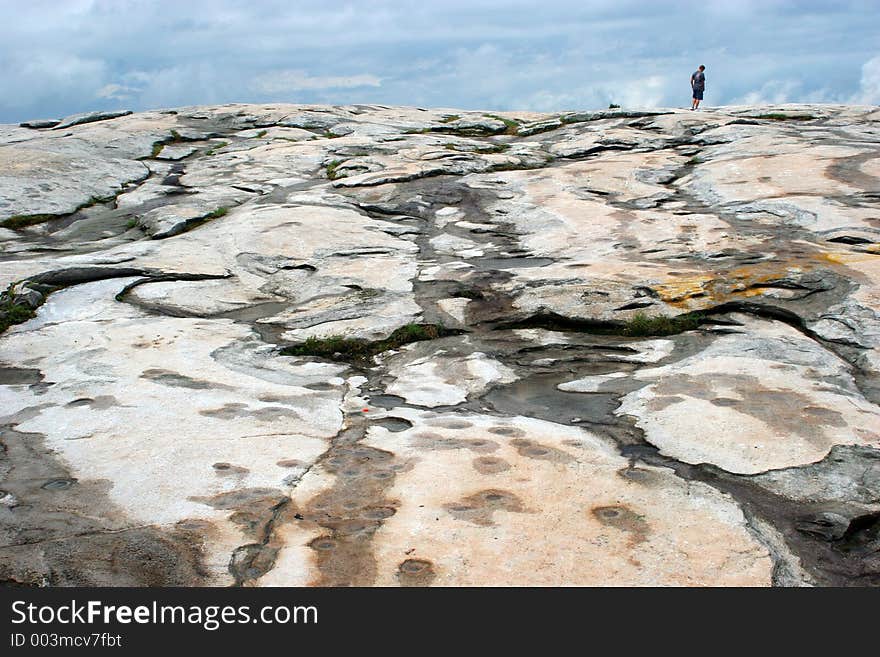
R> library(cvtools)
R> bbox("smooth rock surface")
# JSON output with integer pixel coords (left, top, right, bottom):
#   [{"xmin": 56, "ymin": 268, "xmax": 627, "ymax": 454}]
[{"xmin": 1, "ymin": 103, "xmax": 878, "ymax": 586}]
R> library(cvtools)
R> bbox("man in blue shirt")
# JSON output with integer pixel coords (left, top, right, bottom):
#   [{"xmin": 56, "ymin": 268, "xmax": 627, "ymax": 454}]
[{"xmin": 691, "ymin": 65, "xmax": 706, "ymax": 110}]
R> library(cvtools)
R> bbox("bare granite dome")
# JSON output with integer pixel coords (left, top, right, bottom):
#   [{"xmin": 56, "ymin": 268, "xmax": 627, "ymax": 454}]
[{"xmin": 0, "ymin": 103, "xmax": 878, "ymax": 586}]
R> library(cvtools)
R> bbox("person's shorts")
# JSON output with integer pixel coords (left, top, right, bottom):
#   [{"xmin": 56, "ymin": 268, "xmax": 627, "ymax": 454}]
[{"xmin": 692, "ymin": 87, "xmax": 704, "ymax": 100}]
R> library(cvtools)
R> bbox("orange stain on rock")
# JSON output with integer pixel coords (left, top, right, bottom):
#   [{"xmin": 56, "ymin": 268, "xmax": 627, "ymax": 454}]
[{"xmin": 651, "ymin": 250, "xmax": 877, "ymax": 310}]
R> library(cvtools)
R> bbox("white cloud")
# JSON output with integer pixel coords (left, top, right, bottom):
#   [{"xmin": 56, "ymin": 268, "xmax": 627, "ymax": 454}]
[
  {"xmin": 609, "ymin": 75, "xmax": 668, "ymax": 108},
  {"xmin": 96, "ymin": 83, "xmax": 140, "ymax": 100},
  {"xmin": 252, "ymin": 70, "xmax": 382, "ymax": 94},
  {"xmin": 731, "ymin": 79, "xmax": 803, "ymax": 105},
  {"xmin": 0, "ymin": 53, "xmax": 107, "ymax": 114},
  {"xmin": 851, "ymin": 55, "xmax": 880, "ymax": 104}
]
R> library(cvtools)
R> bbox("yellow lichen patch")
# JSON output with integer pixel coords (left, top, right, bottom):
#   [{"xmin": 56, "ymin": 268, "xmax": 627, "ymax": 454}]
[
  {"xmin": 653, "ymin": 264, "xmax": 806, "ymax": 308},
  {"xmin": 721, "ymin": 264, "xmax": 806, "ymax": 294},
  {"xmin": 819, "ymin": 250, "xmax": 878, "ymax": 265},
  {"xmin": 652, "ymin": 275, "xmax": 715, "ymax": 304},
  {"xmin": 739, "ymin": 286, "xmax": 776, "ymax": 298},
  {"xmin": 653, "ymin": 248, "xmax": 880, "ymax": 309}
]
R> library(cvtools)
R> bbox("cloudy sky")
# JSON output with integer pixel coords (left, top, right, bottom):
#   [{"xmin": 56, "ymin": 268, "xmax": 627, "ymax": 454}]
[{"xmin": 1, "ymin": 0, "xmax": 878, "ymax": 123}]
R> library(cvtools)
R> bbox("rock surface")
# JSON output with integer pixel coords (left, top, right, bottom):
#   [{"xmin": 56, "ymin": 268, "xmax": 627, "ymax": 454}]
[{"xmin": 1, "ymin": 102, "xmax": 879, "ymax": 586}]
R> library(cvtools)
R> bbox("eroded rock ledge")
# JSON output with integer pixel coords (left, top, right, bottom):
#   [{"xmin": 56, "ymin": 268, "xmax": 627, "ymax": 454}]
[{"xmin": 1, "ymin": 103, "xmax": 879, "ymax": 586}]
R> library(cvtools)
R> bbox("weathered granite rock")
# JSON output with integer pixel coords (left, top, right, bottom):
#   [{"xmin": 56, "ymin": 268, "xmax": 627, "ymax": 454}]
[
  {"xmin": 0, "ymin": 144, "xmax": 149, "ymax": 222},
  {"xmin": 615, "ymin": 314, "xmax": 880, "ymax": 474},
  {"xmin": 53, "ymin": 109, "xmax": 133, "ymax": 130},
  {"xmin": 19, "ymin": 119, "xmax": 60, "ymax": 129},
  {"xmin": 1, "ymin": 102, "xmax": 879, "ymax": 587}
]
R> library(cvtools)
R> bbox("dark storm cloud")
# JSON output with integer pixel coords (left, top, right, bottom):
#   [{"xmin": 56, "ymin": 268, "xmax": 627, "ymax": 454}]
[{"xmin": 0, "ymin": 0, "xmax": 877, "ymax": 122}]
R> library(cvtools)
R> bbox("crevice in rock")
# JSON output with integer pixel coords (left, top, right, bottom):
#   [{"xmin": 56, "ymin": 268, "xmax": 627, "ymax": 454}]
[
  {"xmin": 228, "ymin": 496, "xmax": 291, "ymax": 586},
  {"xmin": 114, "ymin": 271, "xmax": 233, "ymax": 303},
  {"xmin": 0, "ymin": 177, "xmax": 148, "ymax": 231},
  {"xmin": 280, "ymin": 323, "xmax": 463, "ymax": 364}
]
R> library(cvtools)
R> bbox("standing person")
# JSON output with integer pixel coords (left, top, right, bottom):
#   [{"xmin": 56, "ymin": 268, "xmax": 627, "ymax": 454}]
[{"xmin": 691, "ymin": 65, "xmax": 706, "ymax": 110}]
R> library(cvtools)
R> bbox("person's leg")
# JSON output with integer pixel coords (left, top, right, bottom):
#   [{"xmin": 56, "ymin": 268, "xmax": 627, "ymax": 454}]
[{"xmin": 695, "ymin": 98, "xmax": 701, "ymax": 110}]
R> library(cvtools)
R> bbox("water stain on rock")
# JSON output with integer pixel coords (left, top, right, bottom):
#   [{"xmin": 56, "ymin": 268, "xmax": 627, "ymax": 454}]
[
  {"xmin": 616, "ymin": 466, "xmax": 663, "ymax": 487},
  {"xmin": 427, "ymin": 419, "xmax": 474, "ymax": 429},
  {"xmin": 591, "ymin": 504, "xmax": 650, "ymax": 547},
  {"xmin": 229, "ymin": 543, "xmax": 279, "ymax": 583},
  {"xmin": 647, "ymin": 394, "xmax": 686, "ymax": 411},
  {"xmin": 0, "ymin": 427, "xmax": 208, "ymax": 586},
  {"xmin": 310, "ymin": 536, "xmax": 339, "ymax": 551},
  {"xmin": 510, "ymin": 438, "xmax": 575, "ymax": 464},
  {"xmin": 141, "ymin": 368, "xmax": 229, "ymax": 390},
  {"xmin": 413, "ymin": 431, "xmax": 499, "ymax": 453},
  {"xmin": 473, "ymin": 456, "xmax": 512, "ymax": 474},
  {"xmin": 200, "ymin": 403, "xmax": 301, "ymax": 422},
  {"xmin": 397, "ymin": 558, "xmax": 437, "ymax": 586},
  {"xmin": 300, "ymin": 426, "xmax": 405, "ymax": 586},
  {"xmin": 488, "ymin": 426, "xmax": 525, "ymax": 437},
  {"xmin": 304, "ymin": 382, "xmax": 337, "ymax": 391},
  {"xmin": 258, "ymin": 394, "xmax": 305, "ymax": 404},
  {"xmin": 41, "ymin": 478, "xmax": 76, "ymax": 491},
  {"xmin": 212, "ymin": 462, "xmax": 249, "ymax": 476},
  {"xmin": 648, "ymin": 373, "xmax": 848, "ymax": 449},
  {"xmin": 802, "ymin": 406, "xmax": 848, "ymax": 425},
  {"xmin": 191, "ymin": 487, "xmax": 288, "ymax": 540},
  {"xmin": 0, "ymin": 366, "xmax": 44, "ymax": 386},
  {"xmin": 445, "ymin": 488, "xmax": 527, "ymax": 526},
  {"xmin": 65, "ymin": 395, "xmax": 121, "ymax": 410}
]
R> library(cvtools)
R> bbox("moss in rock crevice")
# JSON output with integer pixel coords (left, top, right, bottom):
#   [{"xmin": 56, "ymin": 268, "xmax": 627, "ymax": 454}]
[
  {"xmin": 1, "ymin": 213, "xmax": 59, "ymax": 229},
  {"xmin": 204, "ymin": 141, "xmax": 228, "ymax": 156},
  {"xmin": 0, "ymin": 284, "xmax": 39, "ymax": 335},
  {"xmin": 0, "ymin": 302, "xmax": 36, "ymax": 335},
  {"xmin": 483, "ymin": 114, "xmax": 520, "ymax": 135},
  {"xmin": 325, "ymin": 159, "xmax": 344, "ymax": 180},
  {"xmin": 497, "ymin": 310, "xmax": 707, "ymax": 337},
  {"xmin": 205, "ymin": 207, "xmax": 228, "ymax": 219},
  {"xmin": 281, "ymin": 323, "xmax": 460, "ymax": 362},
  {"xmin": 1, "ymin": 195, "xmax": 115, "ymax": 230},
  {"xmin": 621, "ymin": 311, "xmax": 704, "ymax": 336}
]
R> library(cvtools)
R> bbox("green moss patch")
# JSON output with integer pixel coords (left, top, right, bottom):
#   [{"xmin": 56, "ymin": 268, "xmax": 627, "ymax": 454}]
[
  {"xmin": 1, "ymin": 213, "xmax": 58, "ymax": 229},
  {"xmin": 1, "ymin": 195, "xmax": 114, "ymax": 229},
  {"xmin": 498, "ymin": 310, "xmax": 706, "ymax": 337},
  {"xmin": 0, "ymin": 283, "xmax": 39, "ymax": 335},
  {"xmin": 621, "ymin": 311, "xmax": 704, "ymax": 336},
  {"xmin": 281, "ymin": 323, "xmax": 459, "ymax": 362},
  {"xmin": 326, "ymin": 159, "xmax": 344, "ymax": 180},
  {"xmin": 0, "ymin": 302, "xmax": 36, "ymax": 335},
  {"xmin": 483, "ymin": 114, "xmax": 520, "ymax": 135},
  {"xmin": 205, "ymin": 207, "xmax": 228, "ymax": 219},
  {"xmin": 204, "ymin": 141, "xmax": 229, "ymax": 156}
]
